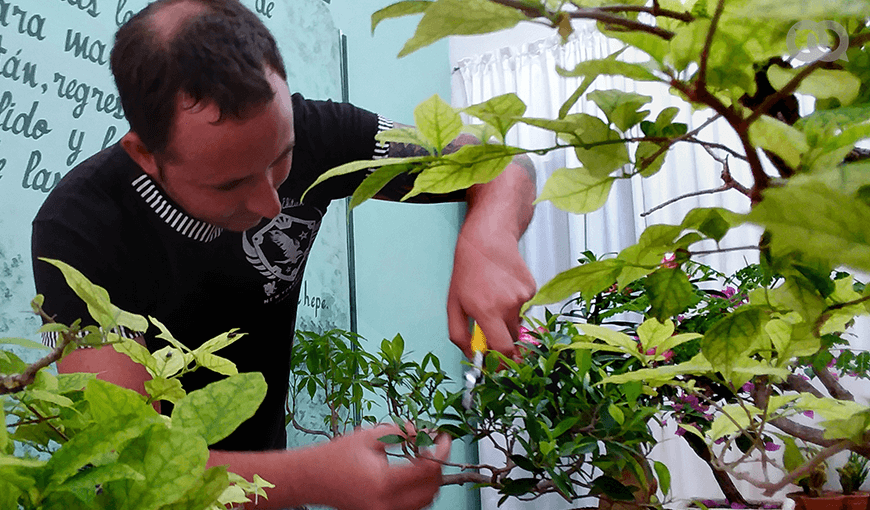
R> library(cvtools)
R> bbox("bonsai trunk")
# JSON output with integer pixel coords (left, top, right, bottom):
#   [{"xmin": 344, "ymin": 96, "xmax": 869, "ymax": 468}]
[{"xmin": 682, "ymin": 432, "xmax": 751, "ymax": 507}]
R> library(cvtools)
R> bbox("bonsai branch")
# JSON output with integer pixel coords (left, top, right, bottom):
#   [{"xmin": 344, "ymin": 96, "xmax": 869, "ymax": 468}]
[
  {"xmin": 697, "ymin": 0, "xmax": 726, "ymax": 88},
  {"xmin": 815, "ymin": 367, "xmax": 854, "ymax": 402},
  {"xmin": 488, "ymin": 0, "xmax": 677, "ymax": 40},
  {"xmin": 641, "ymin": 164, "xmax": 750, "ymax": 217}
]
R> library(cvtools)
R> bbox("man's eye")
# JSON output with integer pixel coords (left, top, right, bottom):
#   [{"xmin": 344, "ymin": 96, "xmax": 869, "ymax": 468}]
[{"xmin": 215, "ymin": 180, "xmax": 244, "ymax": 191}]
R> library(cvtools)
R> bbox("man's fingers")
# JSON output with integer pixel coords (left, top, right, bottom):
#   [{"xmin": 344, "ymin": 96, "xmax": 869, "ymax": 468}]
[
  {"xmin": 447, "ymin": 296, "xmax": 473, "ymax": 359},
  {"xmin": 477, "ymin": 317, "xmax": 516, "ymax": 360}
]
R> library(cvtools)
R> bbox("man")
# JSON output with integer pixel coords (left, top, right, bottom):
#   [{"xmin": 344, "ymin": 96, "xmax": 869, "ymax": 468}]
[{"xmin": 31, "ymin": 0, "xmax": 536, "ymax": 508}]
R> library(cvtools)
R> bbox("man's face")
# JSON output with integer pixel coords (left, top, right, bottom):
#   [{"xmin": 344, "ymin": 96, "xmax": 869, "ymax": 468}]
[{"xmin": 152, "ymin": 71, "xmax": 295, "ymax": 232}]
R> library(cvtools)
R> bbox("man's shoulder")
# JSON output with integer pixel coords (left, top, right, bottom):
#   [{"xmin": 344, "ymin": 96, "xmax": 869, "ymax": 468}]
[{"xmin": 35, "ymin": 144, "xmax": 139, "ymax": 224}]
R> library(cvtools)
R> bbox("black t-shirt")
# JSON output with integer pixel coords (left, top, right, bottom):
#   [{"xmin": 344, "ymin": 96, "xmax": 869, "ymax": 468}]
[{"xmin": 32, "ymin": 94, "xmax": 393, "ymax": 451}]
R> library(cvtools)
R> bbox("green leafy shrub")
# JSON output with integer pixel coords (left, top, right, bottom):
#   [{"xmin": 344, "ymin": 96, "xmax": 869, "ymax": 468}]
[{"xmin": 1, "ymin": 260, "xmax": 271, "ymax": 509}]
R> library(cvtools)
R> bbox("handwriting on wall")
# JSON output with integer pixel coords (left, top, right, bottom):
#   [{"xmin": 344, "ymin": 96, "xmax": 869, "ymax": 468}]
[{"xmin": 0, "ymin": 0, "xmax": 134, "ymax": 201}]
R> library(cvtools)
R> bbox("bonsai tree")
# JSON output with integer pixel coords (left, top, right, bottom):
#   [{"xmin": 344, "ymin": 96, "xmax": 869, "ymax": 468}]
[
  {"xmin": 1, "ymin": 260, "xmax": 272, "ymax": 510},
  {"xmin": 302, "ymin": 0, "xmax": 870, "ymax": 504}
]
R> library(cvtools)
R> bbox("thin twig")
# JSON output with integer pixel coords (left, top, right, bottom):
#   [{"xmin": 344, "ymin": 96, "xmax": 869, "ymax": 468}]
[
  {"xmin": 690, "ymin": 246, "xmax": 761, "ymax": 256},
  {"xmin": 596, "ymin": 4, "xmax": 694, "ymax": 22},
  {"xmin": 22, "ymin": 401, "xmax": 69, "ymax": 442},
  {"xmin": 697, "ymin": 0, "xmax": 727, "ymax": 87}
]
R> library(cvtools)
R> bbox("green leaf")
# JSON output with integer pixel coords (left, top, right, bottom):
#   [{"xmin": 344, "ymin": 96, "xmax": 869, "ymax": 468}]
[
  {"xmin": 748, "ymin": 184, "xmax": 870, "ymax": 273},
  {"xmin": 571, "ymin": 116, "xmax": 631, "ymax": 174},
  {"xmin": 152, "ymin": 346, "xmax": 186, "ymax": 378},
  {"xmin": 110, "ymin": 425, "xmax": 209, "ymax": 510},
  {"xmin": 398, "ymin": 0, "xmax": 527, "ymax": 58},
  {"xmin": 159, "ymin": 466, "xmax": 229, "ymax": 510},
  {"xmin": 171, "ymin": 372, "xmax": 267, "ymax": 445},
  {"xmin": 377, "ymin": 434, "xmax": 405, "ymax": 444},
  {"xmin": 414, "ymin": 94, "xmax": 462, "ymax": 153},
  {"xmin": 525, "ymin": 258, "xmax": 623, "ymax": 309},
  {"xmin": 39, "ymin": 258, "xmax": 148, "ymax": 333},
  {"xmin": 24, "ymin": 389, "xmax": 74, "ymax": 408},
  {"xmin": 608, "ymin": 403, "xmax": 625, "ymax": 425},
  {"xmin": 732, "ymin": 0, "xmax": 870, "ymax": 19},
  {"xmin": 85, "ymin": 379, "xmax": 153, "ymax": 423},
  {"xmin": 587, "ymin": 90, "xmax": 652, "ymax": 132},
  {"xmin": 371, "ymin": 0, "xmax": 432, "ymax": 34},
  {"xmin": 637, "ymin": 318, "xmax": 675, "ymax": 352},
  {"xmin": 406, "ymin": 144, "xmax": 515, "ymax": 198},
  {"xmin": 591, "ymin": 475, "xmax": 635, "ymax": 501},
  {"xmin": 601, "ymin": 355, "xmax": 713, "ymax": 386},
  {"xmin": 578, "ymin": 323, "xmax": 638, "ymax": 353},
  {"xmin": 302, "ymin": 156, "xmax": 429, "ymax": 201},
  {"xmin": 701, "ymin": 307, "xmax": 766, "ymax": 379},
  {"xmin": 144, "ymin": 377, "xmax": 186, "ymax": 404},
  {"xmin": 193, "ymin": 352, "xmax": 238, "ymax": 377},
  {"xmin": 0, "ymin": 337, "xmax": 50, "ymax": 351},
  {"xmin": 682, "ymin": 207, "xmax": 742, "ymax": 242},
  {"xmin": 558, "ymin": 57, "xmax": 660, "ymax": 83},
  {"xmin": 376, "ymin": 127, "xmax": 434, "ymax": 153},
  {"xmin": 559, "ymin": 77, "xmax": 592, "ymax": 119},
  {"xmin": 749, "ymin": 115, "xmax": 809, "ymax": 170},
  {"xmin": 463, "ymin": 93, "xmax": 527, "ymax": 139},
  {"xmin": 112, "ymin": 338, "xmax": 158, "ymax": 376},
  {"xmin": 635, "ymin": 141, "xmax": 668, "ymax": 178},
  {"xmin": 44, "ymin": 414, "xmax": 160, "ymax": 486},
  {"xmin": 194, "ymin": 329, "xmax": 244, "ymax": 357},
  {"xmin": 769, "ymin": 66, "xmax": 861, "ymax": 107},
  {"xmin": 710, "ymin": 404, "xmax": 760, "ymax": 440},
  {"xmin": 654, "ymin": 460, "xmax": 671, "ymax": 497},
  {"xmin": 644, "ymin": 268, "xmax": 695, "ymax": 321},
  {"xmin": 349, "ymin": 164, "xmax": 414, "ymax": 210},
  {"xmin": 535, "ymin": 167, "xmax": 616, "ymax": 214}
]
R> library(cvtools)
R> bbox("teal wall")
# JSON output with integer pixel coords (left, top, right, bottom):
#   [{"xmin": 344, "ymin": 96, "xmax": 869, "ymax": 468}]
[{"xmin": 327, "ymin": 2, "xmax": 475, "ymax": 510}]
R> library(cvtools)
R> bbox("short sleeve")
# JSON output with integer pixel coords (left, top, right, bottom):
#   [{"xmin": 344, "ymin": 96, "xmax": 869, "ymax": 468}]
[{"xmin": 285, "ymin": 94, "xmax": 394, "ymax": 204}]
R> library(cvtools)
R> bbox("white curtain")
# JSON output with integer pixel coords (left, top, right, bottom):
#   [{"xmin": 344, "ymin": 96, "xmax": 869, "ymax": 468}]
[{"xmin": 450, "ymin": 24, "xmax": 809, "ymax": 510}]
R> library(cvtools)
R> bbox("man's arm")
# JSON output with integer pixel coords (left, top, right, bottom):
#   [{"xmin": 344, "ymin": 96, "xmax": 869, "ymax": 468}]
[
  {"xmin": 58, "ymin": 347, "xmax": 449, "ymax": 510},
  {"xmin": 376, "ymin": 130, "xmax": 538, "ymax": 359}
]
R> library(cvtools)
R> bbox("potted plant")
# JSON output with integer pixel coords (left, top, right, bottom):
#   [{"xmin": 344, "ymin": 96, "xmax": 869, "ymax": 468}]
[
  {"xmin": 838, "ymin": 452, "xmax": 870, "ymax": 510},
  {"xmin": 1, "ymin": 260, "xmax": 272, "ymax": 509},
  {"xmin": 303, "ymin": 0, "xmax": 870, "ymax": 506}
]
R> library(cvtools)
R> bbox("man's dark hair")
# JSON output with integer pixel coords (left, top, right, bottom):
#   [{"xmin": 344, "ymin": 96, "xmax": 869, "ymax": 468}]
[{"xmin": 110, "ymin": 0, "xmax": 287, "ymax": 156}]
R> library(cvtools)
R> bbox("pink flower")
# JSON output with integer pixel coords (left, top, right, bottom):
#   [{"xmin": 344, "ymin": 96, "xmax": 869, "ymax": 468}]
[
  {"xmin": 646, "ymin": 347, "xmax": 657, "ymax": 356},
  {"xmin": 764, "ymin": 442, "xmax": 781, "ymax": 452},
  {"xmin": 803, "ymin": 411, "xmax": 814, "ymax": 419},
  {"xmin": 742, "ymin": 382, "xmax": 755, "ymax": 393},
  {"xmin": 662, "ymin": 350, "xmax": 674, "ymax": 362},
  {"xmin": 518, "ymin": 326, "xmax": 543, "ymax": 347},
  {"xmin": 661, "ymin": 253, "xmax": 679, "ymax": 269},
  {"xmin": 723, "ymin": 286, "xmax": 737, "ymax": 299}
]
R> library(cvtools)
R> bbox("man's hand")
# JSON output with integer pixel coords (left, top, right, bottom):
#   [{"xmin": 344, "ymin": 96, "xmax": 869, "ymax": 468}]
[
  {"xmin": 447, "ymin": 159, "xmax": 537, "ymax": 360},
  {"xmin": 316, "ymin": 424, "xmax": 451, "ymax": 510}
]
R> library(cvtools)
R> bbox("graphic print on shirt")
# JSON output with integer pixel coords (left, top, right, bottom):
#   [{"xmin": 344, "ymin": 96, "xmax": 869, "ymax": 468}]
[{"xmin": 242, "ymin": 202, "xmax": 322, "ymax": 304}]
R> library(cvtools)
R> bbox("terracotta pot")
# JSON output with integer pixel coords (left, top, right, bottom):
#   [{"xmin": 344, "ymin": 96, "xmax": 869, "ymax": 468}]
[
  {"xmin": 841, "ymin": 493, "xmax": 869, "ymax": 510},
  {"xmin": 791, "ymin": 492, "xmax": 847, "ymax": 510}
]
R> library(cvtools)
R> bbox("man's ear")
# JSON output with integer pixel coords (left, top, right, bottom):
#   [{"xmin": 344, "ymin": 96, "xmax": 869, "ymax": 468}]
[{"xmin": 120, "ymin": 131, "xmax": 161, "ymax": 179}]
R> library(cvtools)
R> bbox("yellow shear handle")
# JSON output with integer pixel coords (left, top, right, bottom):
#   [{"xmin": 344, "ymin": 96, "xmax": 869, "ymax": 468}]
[{"xmin": 471, "ymin": 322, "xmax": 488, "ymax": 354}]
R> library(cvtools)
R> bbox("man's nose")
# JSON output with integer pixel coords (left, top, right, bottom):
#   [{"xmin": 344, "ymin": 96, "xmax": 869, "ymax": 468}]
[{"xmin": 246, "ymin": 175, "xmax": 281, "ymax": 219}]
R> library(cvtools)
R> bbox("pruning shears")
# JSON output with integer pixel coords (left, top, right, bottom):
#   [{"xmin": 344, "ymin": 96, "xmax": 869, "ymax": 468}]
[{"xmin": 462, "ymin": 322, "xmax": 487, "ymax": 410}]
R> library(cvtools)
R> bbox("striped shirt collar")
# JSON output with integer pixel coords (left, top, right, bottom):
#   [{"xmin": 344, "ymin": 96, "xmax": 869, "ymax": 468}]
[{"xmin": 131, "ymin": 174, "xmax": 223, "ymax": 243}]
